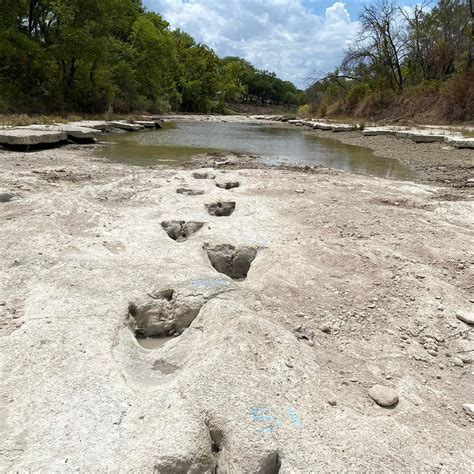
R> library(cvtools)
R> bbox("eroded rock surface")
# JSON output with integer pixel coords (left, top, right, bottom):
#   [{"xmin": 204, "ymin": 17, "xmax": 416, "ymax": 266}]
[{"xmin": 0, "ymin": 146, "xmax": 473, "ymax": 472}]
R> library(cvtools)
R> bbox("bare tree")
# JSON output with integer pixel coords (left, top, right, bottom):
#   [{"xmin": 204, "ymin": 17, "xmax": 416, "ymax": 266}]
[{"xmin": 343, "ymin": 0, "xmax": 408, "ymax": 90}]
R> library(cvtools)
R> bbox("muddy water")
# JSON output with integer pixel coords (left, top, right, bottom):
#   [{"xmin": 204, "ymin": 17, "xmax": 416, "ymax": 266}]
[
  {"xmin": 137, "ymin": 336, "xmax": 173, "ymax": 350},
  {"xmin": 96, "ymin": 121, "xmax": 414, "ymax": 179}
]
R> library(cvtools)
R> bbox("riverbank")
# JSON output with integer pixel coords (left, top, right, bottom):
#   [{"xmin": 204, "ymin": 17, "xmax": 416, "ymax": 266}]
[
  {"xmin": 1, "ymin": 125, "xmax": 473, "ymax": 471},
  {"xmin": 304, "ymin": 129, "xmax": 473, "ymax": 197}
]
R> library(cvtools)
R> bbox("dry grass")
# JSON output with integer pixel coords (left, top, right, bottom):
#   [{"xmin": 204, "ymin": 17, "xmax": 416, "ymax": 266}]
[{"xmin": 0, "ymin": 113, "xmax": 150, "ymax": 127}]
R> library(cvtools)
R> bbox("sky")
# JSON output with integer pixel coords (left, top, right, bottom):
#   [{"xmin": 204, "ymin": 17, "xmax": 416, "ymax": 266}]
[{"xmin": 143, "ymin": 0, "xmax": 414, "ymax": 89}]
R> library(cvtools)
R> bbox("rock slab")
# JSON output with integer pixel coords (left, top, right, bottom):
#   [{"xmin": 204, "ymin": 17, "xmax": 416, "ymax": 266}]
[
  {"xmin": 0, "ymin": 129, "xmax": 67, "ymax": 146},
  {"xmin": 108, "ymin": 121, "xmax": 144, "ymax": 131},
  {"xmin": 20, "ymin": 124, "xmax": 99, "ymax": 141}
]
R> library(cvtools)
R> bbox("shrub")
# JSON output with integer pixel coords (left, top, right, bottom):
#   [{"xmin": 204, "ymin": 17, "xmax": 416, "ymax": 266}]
[{"xmin": 438, "ymin": 71, "xmax": 474, "ymax": 122}]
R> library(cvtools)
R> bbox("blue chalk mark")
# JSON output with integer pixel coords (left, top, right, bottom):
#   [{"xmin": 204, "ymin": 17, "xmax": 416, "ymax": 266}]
[
  {"xmin": 251, "ymin": 406, "xmax": 302, "ymax": 433},
  {"xmin": 251, "ymin": 407, "xmax": 283, "ymax": 433},
  {"xmin": 286, "ymin": 405, "xmax": 302, "ymax": 428},
  {"xmin": 191, "ymin": 278, "xmax": 230, "ymax": 289}
]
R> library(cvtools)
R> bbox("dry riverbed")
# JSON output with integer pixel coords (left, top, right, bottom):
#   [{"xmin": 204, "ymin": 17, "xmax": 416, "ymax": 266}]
[
  {"xmin": 305, "ymin": 129, "xmax": 474, "ymax": 195},
  {"xmin": 0, "ymin": 135, "xmax": 473, "ymax": 472}
]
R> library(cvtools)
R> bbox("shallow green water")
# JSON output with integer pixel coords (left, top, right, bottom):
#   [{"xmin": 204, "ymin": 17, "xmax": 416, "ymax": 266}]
[{"xmin": 96, "ymin": 121, "xmax": 414, "ymax": 180}]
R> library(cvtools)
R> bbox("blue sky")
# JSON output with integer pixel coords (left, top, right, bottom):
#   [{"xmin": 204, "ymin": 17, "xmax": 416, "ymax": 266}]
[{"xmin": 143, "ymin": 0, "xmax": 416, "ymax": 88}]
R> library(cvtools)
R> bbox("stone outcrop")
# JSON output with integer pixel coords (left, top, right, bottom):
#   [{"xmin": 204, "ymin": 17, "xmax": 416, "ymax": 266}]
[
  {"xmin": 0, "ymin": 128, "xmax": 67, "ymax": 146},
  {"xmin": 19, "ymin": 124, "xmax": 100, "ymax": 142},
  {"xmin": 108, "ymin": 121, "xmax": 144, "ymax": 131}
]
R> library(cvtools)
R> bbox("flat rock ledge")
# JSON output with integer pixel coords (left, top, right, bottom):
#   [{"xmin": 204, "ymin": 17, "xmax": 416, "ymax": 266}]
[
  {"xmin": 108, "ymin": 121, "xmax": 144, "ymax": 131},
  {"xmin": 281, "ymin": 118, "xmax": 474, "ymax": 149},
  {"xmin": 19, "ymin": 124, "xmax": 100, "ymax": 142},
  {"xmin": 0, "ymin": 128, "xmax": 67, "ymax": 146},
  {"xmin": 368, "ymin": 385, "xmax": 399, "ymax": 407}
]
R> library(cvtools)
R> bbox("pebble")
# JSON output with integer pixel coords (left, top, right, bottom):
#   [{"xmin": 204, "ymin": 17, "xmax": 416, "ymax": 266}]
[
  {"xmin": 427, "ymin": 349, "xmax": 438, "ymax": 357},
  {"xmin": 320, "ymin": 324, "xmax": 332, "ymax": 334},
  {"xmin": 368, "ymin": 385, "xmax": 399, "ymax": 407},
  {"xmin": 462, "ymin": 404, "xmax": 474, "ymax": 419},
  {"xmin": 452, "ymin": 357, "xmax": 464, "ymax": 367},
  {"xmin": 328, "ymin": 399, "xmax": 337, "ymax": 406},
  {"xmin": 456, "ymin": 311, "xmax": 474, "ymax": 325}
]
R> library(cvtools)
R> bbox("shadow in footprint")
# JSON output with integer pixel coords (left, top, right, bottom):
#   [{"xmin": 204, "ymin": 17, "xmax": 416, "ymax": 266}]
[
  {"xmin": 0, "ymin": 193, "xmax": 15, "ymax": 203},
  {"xmin": 216, "ymin": 181, "xmax": 240, "ymax": 190},
  {"xmin": 204, "ymin": 244, "xmax": 257, "ymax": 280},
  {"xmin": 162, "ymin": 220, "xmax": 204, "ymax": 242},
  {"xmin": 258, "ymin": 452, "xmax": 282, "ymax": 474},
  {"xmin": 206, "ymin": 201, "xmax": 236, "ymax": 217},
  {"xmin": 177, "ymin": 188, "xmax": 205, "ymax": 196}
]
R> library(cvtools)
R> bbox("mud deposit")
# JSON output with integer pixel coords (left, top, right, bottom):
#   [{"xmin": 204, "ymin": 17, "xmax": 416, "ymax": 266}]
[{"xmin": 0, "ymin": 142, "xmax": 473, "ymax": 472}]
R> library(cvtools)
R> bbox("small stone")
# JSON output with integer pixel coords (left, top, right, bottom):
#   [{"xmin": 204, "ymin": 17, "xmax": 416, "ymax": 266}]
[
  {"xmin": 456, "ymin": 311, "xmax": 474, "ymax": 325},
  {"xmin": 460, "ymin": 355, "xmax": 472, "ymax": 364},
  {"xmin": 328, "ymin": 399, "xmax": 337, "ymax": 406},
  {"xmin": 427, "ymin": 349, "xmax": 438, "ymax": 357},
  {"xmin": 462, "ymin": 404, "xmax": 474, "ymax": 419},
  {"xmin": 320, "ymin": 324, "xmax": 332, "ymax": 334},
  {"xmin": 368, "ymin": 385, "xmax": 399, "ymax": 407},
  {"xmin": 452, "ymin": 357, "xmax": 464, "ymax": 367}
]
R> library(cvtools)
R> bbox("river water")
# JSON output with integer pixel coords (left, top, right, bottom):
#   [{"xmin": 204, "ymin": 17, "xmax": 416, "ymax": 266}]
[{"xmin": 96, "ymin": 121, "xmax": 413, "ymax": 180}]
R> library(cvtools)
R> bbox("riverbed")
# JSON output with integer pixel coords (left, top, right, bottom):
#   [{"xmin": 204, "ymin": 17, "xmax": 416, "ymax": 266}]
[
  {"xmin": 96, "ymin": 121, "xmax": 414, "ymax": 180},
  {"xmin": 1, "ymin": 139, "xmax": 472, "ymax": 471}
]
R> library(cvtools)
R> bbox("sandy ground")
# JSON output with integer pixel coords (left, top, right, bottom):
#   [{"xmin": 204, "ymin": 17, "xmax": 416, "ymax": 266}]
[{"xmin": 0, "ymin": 135, "xmax": 473, "ymax": 472}]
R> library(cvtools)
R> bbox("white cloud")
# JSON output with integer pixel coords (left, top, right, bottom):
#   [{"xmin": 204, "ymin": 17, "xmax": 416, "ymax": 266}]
[{"xmin": 145, "ymin": 0, "xmax": 359, "ymax": 88}]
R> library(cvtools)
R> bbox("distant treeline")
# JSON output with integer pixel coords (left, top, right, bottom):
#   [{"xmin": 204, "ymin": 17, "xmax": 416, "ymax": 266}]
[
  {"xmin": 305, "ymin": 0, "xmax": 474, "ymax": 122},
  {"xmin": 0, "ymin": 0, "xmax": 303, "ymax": 114}
]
